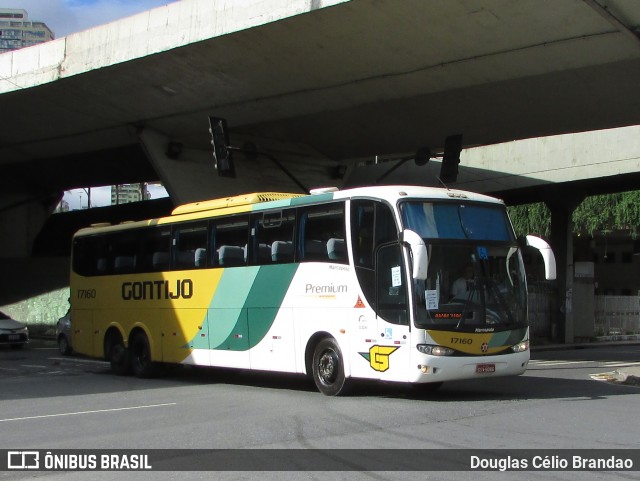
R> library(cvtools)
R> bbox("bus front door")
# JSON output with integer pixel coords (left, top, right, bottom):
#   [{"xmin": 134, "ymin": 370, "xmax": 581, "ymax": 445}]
[{"xmin": 374, "ymin": 243, "xmax": 411, "ymax": 383}]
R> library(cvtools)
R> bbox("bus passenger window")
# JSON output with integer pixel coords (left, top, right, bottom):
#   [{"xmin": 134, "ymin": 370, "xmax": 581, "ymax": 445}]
[
  {"xmin": 173, "ymin": 223, "xmax": 208, "ymax": 270},
  {"xmin": 72, "ymin": 235, "xmax": 108, "ymax": 276},
  {"xmin": 298, "ymin": 202, "xmax": 346, "ymax": 264},
  {"xmin": 251, "ymin": 209, "xmax": 295, "ymax": 265},
  {"xmin": 140, "ymin": 227, "xmax": 171, "ymax": 272},
  {"xmin": 110, "ymin": 232, "xmax": 139, "ymax": 274},
  {"xmin": 212, "ymin": 216, "xmax": 249, "ymax": 267}
]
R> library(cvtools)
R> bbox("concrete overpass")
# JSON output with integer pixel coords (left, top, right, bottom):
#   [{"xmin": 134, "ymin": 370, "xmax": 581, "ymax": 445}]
[{"xmin": 2, "ymin": 0, "xmax": 640, "ymax": 342}]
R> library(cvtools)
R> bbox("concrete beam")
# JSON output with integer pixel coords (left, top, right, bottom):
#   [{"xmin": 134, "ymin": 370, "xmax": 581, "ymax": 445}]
[{"xmin": 139, "ymin": 127, "xmax": 338, "ymax": 204}]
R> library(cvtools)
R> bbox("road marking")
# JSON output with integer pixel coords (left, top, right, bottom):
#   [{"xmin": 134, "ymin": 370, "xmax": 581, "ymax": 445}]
[
  {"xmin": 22, "ymin": 364, "xmax": 47, "ymax": 368},
  {"xmin": 0, "ymin": 403, "xmax": 177, "ymax": 423},
  {"xmin": 530, "ymin": 360, "xmax": 589, "ymax": 366},
  {"xmin": 0, "ymin": 367, "xmax": 18, "ymax": 371},
  {"xmin": 601, "ymin": 362, "xmax": 640, "ymax": 368},
  {"xmin": 530, "ymin": 360, "xmax": 640, "ymax": 368}
]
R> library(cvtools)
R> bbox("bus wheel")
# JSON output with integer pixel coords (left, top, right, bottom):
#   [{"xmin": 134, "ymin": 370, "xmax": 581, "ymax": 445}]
[
  {"xmin": 109, "ymin": 340, "xmax": 130, "ymax": 376},
  {"xmin": 312, "ymin": 338, "xmax": 350, "ymax": 396},
  {"xmin": 130, "ymin": 331, "xmax": 156, "ymax": 378}
]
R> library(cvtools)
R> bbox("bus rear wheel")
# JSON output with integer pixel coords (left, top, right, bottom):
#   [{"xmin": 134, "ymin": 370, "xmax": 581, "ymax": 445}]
[
  {"xmin": 312, "ymin": 338, "xmax": 350, "ymax": 396},
  {"xmin": 108, "ymin": 339, "xmax": 130, "ymax": 376},
  {"xmin": 130, "ymin": 331, "xmax": 157, "ymax": 378}
]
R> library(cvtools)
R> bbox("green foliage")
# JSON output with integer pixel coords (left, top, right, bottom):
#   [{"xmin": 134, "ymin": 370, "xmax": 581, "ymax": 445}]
[
  {"xmin": 508, "ymin": 191, "xmax": 640, "ymax": 237},
  {"xmin": 572, "ymin": 194, "xmax": 618, "ymax": 235},
  {"xmin": 507, "ymin": 203, "xmax": 551, "ymax": 237}
]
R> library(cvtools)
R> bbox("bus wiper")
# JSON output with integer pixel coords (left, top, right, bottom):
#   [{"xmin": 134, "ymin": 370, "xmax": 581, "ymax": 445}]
[
  {"xmin": 485, "ymin": 278, "xmax": 514, "ymax": 325},
  {"xmin": 455, "ymin": 285, "xmax": 476, "ymax": 329}
]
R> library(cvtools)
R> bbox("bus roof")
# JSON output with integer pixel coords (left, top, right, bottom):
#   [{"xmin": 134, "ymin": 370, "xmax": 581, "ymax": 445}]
[
  {"xmin": 171, "ymin": 192, "xmax": 305, "ymax": 216},
  {"xmin": 74, "ymin": 185, "xmax": 504, "ymax": 237},
  {"xmin": 331, "ymin": 185, "xmax": 504, "ymax": 205}
]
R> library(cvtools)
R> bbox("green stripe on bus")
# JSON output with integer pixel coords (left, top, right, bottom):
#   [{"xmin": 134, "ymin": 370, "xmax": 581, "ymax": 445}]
[
  {"xmin": 193, "ymin": 264, "xmax": 299, "ymax": 351},
  {"xmin": 195, "ymin": 267, "xmax": 259, "ymax": 350},
  {"xmin": 243, "ymin": 264, "xmax": 299, "ymax": 348}
]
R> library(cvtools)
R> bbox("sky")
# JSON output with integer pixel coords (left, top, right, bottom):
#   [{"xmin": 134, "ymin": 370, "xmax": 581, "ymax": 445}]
[
  {"xmin": 4, "ymin": 0, "xmax": 176, "ymax": 38},
  {"xmin": 4, "ymin": 1, "xmax": 175, "ymax": 209}
]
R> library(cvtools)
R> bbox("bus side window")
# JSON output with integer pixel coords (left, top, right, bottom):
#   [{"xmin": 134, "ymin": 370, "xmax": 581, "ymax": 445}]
[
  {"xmin": 173, "ymin": 222, "xmax": 208, "ymax": 270},
  {"xmin": 73, "ymin": 235, "xmax": 108, "ymax": 276},
  {"xmin": 251, "ymin": 209, "xmax": 295, "ymax": 265},
  {"xmin": 298, "ymin": 202, "xmax": 346, "ymax": 264},
  {"xmin": 212, "ymin": 215, "xmax": 249, "ymax": 268},
  {"xmin": 110, "ymin": 232, "xmax": 139, "ymax": 274},
  {"xmin": 140, "ymin": 227, "xmax": 171, "ymax": 272}
]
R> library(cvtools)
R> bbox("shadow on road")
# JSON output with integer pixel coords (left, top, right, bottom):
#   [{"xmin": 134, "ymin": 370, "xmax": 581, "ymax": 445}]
[{"xmin": 1, "ymin": 340, "xmax": 638, "ymax": 402}]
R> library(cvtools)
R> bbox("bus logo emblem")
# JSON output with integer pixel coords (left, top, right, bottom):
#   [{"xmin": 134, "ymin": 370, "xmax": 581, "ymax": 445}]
[
  {"xmin": 359, "ymin": 345, "xmax": 399, "ymax": 372},
  {"xmin": 481, "ymin": 342, "xmax": 488, "ymax": 353}
]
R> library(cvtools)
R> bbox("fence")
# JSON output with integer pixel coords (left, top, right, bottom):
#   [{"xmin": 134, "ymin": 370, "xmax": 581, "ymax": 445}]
[
  {"xmin": 528, "ymin": 282, "xmax": 555, "ymax": 339},
  {"xmin": 594, "ymin": 295, "xmax": 640, "ymax": 335}
]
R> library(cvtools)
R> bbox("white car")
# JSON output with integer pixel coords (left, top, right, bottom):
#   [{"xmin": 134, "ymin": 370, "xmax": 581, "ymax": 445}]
[{"xmin": 0, "ymin": 311, "xmax": 28, "ymax": 349}]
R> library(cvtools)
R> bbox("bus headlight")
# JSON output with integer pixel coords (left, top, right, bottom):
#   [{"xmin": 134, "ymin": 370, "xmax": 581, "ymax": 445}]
[
  {"xmin": 511, "ymin": 340, "xmax": 529, "ymax": 353},
  {"xmin": 417, "ymin": 344, "xmax": 455, "ymax": 356}
]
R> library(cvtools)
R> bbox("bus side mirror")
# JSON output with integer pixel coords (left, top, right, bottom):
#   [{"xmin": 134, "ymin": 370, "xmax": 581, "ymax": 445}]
[
  {"xmin": 400, "ymin": 229, "xmax": 428, "ymax": 280},
  {"xmin": 524, "ymin": 235, "xmax": 557, "ymax": 280}
]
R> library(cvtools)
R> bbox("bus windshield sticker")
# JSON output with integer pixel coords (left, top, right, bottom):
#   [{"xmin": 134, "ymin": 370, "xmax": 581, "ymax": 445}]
[
  {"xmin": 391, "ymin": 266, "xmax": 402, "ymax": 287},
  {"xmin": 426, "ymin": 289, "xmax": 439, "ymax": 310}
]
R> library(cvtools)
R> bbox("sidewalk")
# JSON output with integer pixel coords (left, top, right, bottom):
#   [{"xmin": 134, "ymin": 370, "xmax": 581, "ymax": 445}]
[{"xmin": 531, "ymin": 338, "xmax": 640, "ymax": 387}]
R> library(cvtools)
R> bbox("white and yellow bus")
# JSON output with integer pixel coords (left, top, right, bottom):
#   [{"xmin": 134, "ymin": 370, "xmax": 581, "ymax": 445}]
[{"xmin": 70, "ymin": 185, "xmax": 555, "ymax": 395}]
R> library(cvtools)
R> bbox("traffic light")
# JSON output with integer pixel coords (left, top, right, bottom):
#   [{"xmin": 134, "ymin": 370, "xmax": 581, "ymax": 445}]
[
  {"xmin": 208, "ymin": 116, "xmax": 235, "ymax": 178},
  {"xmin": 439, "ymin": 134, "xmax": 463, "ymax": 183}
]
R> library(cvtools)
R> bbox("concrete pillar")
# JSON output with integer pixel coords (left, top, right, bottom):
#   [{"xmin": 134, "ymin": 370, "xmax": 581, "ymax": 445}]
[
  {"xmin": 0, "ymin": 193, "xmax": 60, "ymax": 258},
  {"xmin": 546, "ymin": 194, "xmax": 584, "ymax": 343}
]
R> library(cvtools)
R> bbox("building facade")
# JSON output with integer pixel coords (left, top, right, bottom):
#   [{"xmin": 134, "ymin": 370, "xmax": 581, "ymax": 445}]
[
  {"xmin": 0, "ymin": 9, "xmax": 54, "ymax": 53},
  {"xmin": 111, "ymin": 183, "xmax": 151, "ymax": 205}
]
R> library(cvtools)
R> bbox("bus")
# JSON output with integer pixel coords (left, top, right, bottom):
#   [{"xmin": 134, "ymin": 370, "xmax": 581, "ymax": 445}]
[{"xmin": 70, "ymin": 185, "xmax": 556, "ymax": 395}]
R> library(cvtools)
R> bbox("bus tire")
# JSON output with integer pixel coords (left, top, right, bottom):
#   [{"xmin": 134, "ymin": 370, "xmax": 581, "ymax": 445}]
[
  {"xmin": 108, "ymin": 340, "xmax": 130, "ymax": 376},
  {"xmin": 312, "ymin": 338, "xmax": 350, "ymax": 396},
  {"xmin": 130, "ymin": 331, "xmax": 157, "ymax": 378}
]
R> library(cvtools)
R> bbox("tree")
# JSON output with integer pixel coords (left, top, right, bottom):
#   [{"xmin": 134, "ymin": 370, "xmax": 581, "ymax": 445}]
[{"xmin": 507, "ymin": 191, "xmax": 640, "ymax": 238}]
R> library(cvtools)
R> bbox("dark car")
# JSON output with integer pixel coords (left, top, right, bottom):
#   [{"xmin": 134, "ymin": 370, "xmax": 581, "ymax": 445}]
[
  {"xmin": 0, "ymin": 311, "xmax": 28, "ymax": 349},
  {"xmin": 56, "ymin": 310, "xmax": 73, "ymax": 355}
]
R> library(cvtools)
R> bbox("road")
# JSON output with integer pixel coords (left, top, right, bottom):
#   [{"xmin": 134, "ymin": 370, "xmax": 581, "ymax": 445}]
[{"xmin": 1, "ymin": 340, "xmax": 639, "ymax": 481}]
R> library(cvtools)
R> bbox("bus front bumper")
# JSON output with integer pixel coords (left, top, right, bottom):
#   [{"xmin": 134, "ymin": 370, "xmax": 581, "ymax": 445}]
[{"xmin": 409, "ymin": 349, "xmax": 530, "ymax": 384}]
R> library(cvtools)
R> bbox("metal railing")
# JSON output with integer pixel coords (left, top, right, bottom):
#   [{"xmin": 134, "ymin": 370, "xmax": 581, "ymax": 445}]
[{"xmin": 594, "ymin": 296, "xmax": 640, "ymax": 335}]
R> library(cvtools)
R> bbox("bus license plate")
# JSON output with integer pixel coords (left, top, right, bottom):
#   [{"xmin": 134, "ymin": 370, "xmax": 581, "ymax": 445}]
[{"xmin": 476, "ymin": 363, "xmax": 495, "ymax": 373}]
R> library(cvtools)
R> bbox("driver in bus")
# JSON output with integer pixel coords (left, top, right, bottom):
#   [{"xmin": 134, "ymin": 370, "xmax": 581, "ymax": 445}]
[{"xmin": 451, "ymin": 264, "xmax": 475, "ymax": 299}]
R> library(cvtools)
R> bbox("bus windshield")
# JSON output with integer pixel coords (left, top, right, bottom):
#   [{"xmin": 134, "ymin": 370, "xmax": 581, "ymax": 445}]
[
  {"xmin": 400, "ymin": 200, "xmax": 515, "ymax": 241},
  {"xmin": 400, "ymin": 201, "xmax": 526, "ymax": 332}
]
